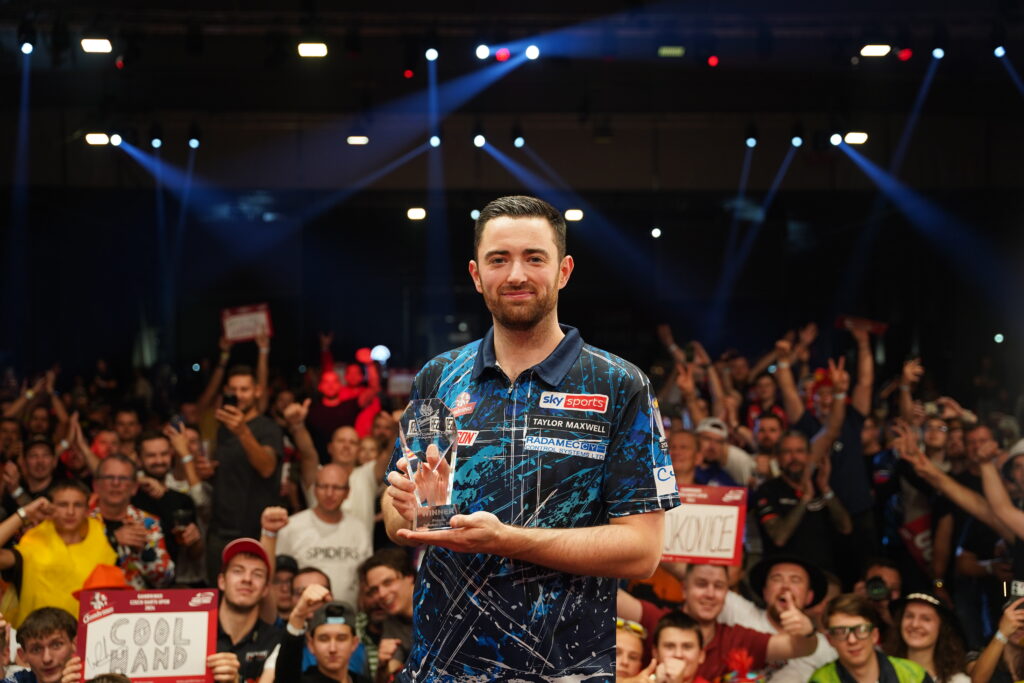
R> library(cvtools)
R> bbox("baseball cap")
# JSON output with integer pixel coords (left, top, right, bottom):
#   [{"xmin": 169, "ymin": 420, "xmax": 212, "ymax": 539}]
[
  {"xmin": 1002, "ymin": 439, "xmax": 1024, "ymax": 481},
  {"xmin": 308, "ymin": 601, "xmax": 357, "ymax": 635},
  {"xmin": 696, "ymin": 417, "xmax": 729, "ymax": 440},
  {"xmin": 221, "ymin": 538, "xmax": 270, "ymax": 572},
  {"xmin": 276, "ymin": 554, "xmax": 300, "ymax": 574}
]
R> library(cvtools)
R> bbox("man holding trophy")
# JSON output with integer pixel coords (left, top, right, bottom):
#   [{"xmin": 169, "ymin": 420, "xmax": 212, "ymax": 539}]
[{"xmin": 383, "ymin": 195, "xmax": 680, "ymax": 681}]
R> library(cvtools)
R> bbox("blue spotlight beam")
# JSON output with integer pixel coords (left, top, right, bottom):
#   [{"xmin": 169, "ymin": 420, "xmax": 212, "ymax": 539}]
[
  {"xmin": 1000, "ymin": 56, "xmax": 1024, "ymax": 96},
  {"xmin": 705, "ymin": 145, "xmax": 796, "ymax": 342},
  {"xmin": 118, "ymin": 141, "xmax": 232, "ymax": 209},
  {"xmin": 425, "ymin": 57, "xmax": 455, "ymax": 353},
  {"xmin": 890, "ymin": 56, "xmax": 940, "ymax": 175},
  {"xmin": 837, "ymin": 142, "xmax": 1012, "ymax": 306},
  {"xmin": 724, "ymin": 147, "xmax": 754, "ymax": 263}
]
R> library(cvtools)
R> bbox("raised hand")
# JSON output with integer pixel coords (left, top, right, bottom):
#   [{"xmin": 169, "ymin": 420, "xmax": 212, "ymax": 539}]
[
  {"xmin": 675, "ymin": 363, "xmax": 696, "ymax": 397},
  {"xmin": 774, "ymin": 339, "xmax": 793, "ymax": 365},
  {"xmin": 902, "ymin": 359, "xmax": 924, "ymax": 386},
  {"xmin": 777, "ymin": 588, "xmax": 813, "ymax": 636},
  {"xmin": 797, "ymin": 322, "xmax": 818, "ymax": 348},
  {"xmin": 827, "ymin": 357, "xmax": 850, "ymax": 394},
  {"xmin": 261, "ymin": 506, "xmax": 289, "ymax": 534},
  {"xmin": 283, "ymin": 399, "xmax": 312, "ymax": 430}
]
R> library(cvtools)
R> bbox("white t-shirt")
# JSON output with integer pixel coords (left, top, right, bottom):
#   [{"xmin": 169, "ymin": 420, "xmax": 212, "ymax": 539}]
[
  {"xmin": 276, "ymin": 509, "xmax": 373, "ymax": 608},
  {"xmin": 718, "ymin": 591, "xmax": 837, "ymax": 682},
  {"xmin": 724, "ymin": 445, "xmax": 757, "ymax": 486},
  {"xmin": 305, "ymin": 461, "xmax": 378, "ymax": 538}
]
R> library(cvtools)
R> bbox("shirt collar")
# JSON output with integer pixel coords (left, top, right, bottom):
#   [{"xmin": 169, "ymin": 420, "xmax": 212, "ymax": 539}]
[{"xmin": 471, "ymin": 324, "xmax": 583, "ymax": 387}]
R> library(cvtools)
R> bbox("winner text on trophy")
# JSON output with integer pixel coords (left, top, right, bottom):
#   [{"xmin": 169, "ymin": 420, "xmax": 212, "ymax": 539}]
[{"xmin": 399, "ymin": 398, "xmax": 460, "ymax": 530}]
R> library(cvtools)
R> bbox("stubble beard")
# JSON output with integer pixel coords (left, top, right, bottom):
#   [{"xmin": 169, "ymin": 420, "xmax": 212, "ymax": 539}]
[{"xmin": 483, "ymin": 284, "xmax": 559, "ymax": 332}]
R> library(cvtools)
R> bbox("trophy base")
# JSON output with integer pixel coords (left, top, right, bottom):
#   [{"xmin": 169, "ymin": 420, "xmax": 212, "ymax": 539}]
[{"xmin": 415, "ymin": 504, "xmax": 459, "ymax": 531}]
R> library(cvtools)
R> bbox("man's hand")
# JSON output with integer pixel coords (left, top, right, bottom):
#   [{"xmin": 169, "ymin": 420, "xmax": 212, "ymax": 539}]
[
  {"xmin": 289, "ymin": 583, "xmax": 332, "ymax": 629},
  {"xmin": 215, "ymin": 405, "xmax": 249, "ymax": 436},
  {"xmin": 255, "ymin": 326, "xmax": 270, "ymax": 351},
  {"xmin": 775, "ymin": 339, "xmax": 793, "ymax": 365},
  {"xmin": 385, "ymin": 457, "xmax": 420, "ymax": 526},
  {"xmin": 675, "ymin": 363, "xmax": 696, "ymax": 398},
  {"xmin": 777, "ymin": 589, "xmax": 814, "ymax": 636},
  {"xmin": 902, "ymin": 359, "xmax": 924, "ymax": 386},
  {"xmin": 2, "ymin": 461, "xmax": 21, "ymax": 495},
  {"xmin": 283, "ymin": 399, "xmax": 312, "ymax": 431},
  {"xmin": 163, "ymin": 421, "xmax": 191, "ymax": 457},
  {"xmin": 22, "ymin": 496, "xmax": 53, "ymax": 526},
  {"xmin": 797, "ymin": 322, "xmax": 818, "ymax": 348},
  {"xmin": 138, "ymin": 476, "xmax": 167, "ymax": 499},
  {"xmin": 60, "ymin": 655, "xmax": 82, "ymax": 683},
  {"xmin": 115, "ymin": 519, "xmax": 148, "ymax": 550},
  {"xmin": 397, "ymin": 511, "xmax": 507, "ymax": 554},
  {"xmin": 690, "ymin": 340, "xmax": 712, "ymax": 367},
  {"xmin": 656, "ymin": 324, "xmax": 676, "ymax": 349},
  {"xmin": 827, "ymin": 357, "xmax": 850, "ymax": 394},
  {"xmin": 378, "ymin": 637, "xmax": 403, "ymax": 666},
  {"xmin": 656, "ymin": 656, "xmax": 687, "ymax": 683},
  {"xmin": 206, "ymin": 652, "xmax": 241, "ymax": 683},
  {"xmin": 180, "ymin": 522, "xmax": 201, "ymax": 547},
  {"xmin": 218, "ymin": 336, "xmax": 233, "ymax": 354},
  {"xmin": 997, "ymin": 598, "xmax": 1024, "ymax": 641},
  {"xmin": 261, "ymin": 506, "xmax": 289, "ymax": 534},
  {"xmin": 815, "ymin": 455, "xmax": 832, "ymax": 495}
]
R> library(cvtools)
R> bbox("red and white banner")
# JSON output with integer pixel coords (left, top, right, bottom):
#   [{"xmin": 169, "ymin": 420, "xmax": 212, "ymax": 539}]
[
  {"xmin": 221, "ymin": 303, "xmax": 273, "ymax": 343},
  {"xmin": 662, "ymin": 486, "xmax": 747, "ymax": 566},
  {"xmin": 76, "ymin": 588, "xmax": 218, "ymax": 683}
]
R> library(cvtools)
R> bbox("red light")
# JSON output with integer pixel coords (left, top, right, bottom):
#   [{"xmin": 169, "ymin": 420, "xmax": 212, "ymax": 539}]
[
  {"xmin": 707, "ymin": 55, "xmax": 719, "ymax": 67},
  {"xmin": 495, "ymin": 47, "xmax": 511, "ymax": 62},
  {"xmin": 897, "ymin": 48, "xmax": 913, "ymax": 61},
  {"xmin": 403, "ymin": 69, "xmax": 414, "ymax": 79},
  {"xmin": 115, "ymin": 55, "xmax": 125, "ymax": 70}
]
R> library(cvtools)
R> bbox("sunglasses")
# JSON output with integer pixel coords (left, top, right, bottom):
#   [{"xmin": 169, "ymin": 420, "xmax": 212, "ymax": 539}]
[
  {"xmin": 616, "ymin": 618, "xmax": 647, "ymax": 639},
  {"xmin": 827, "ymin": 623, "xmax": 875, "ymax": 640}
]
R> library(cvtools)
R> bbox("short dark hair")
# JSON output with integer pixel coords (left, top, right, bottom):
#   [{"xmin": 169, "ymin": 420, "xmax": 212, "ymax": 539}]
[
  {"xmin": 17, "ymin": 607, "xmax": 76, "ymax": 647},
  {"xmin": 226, "ymin": 365, "xmax": 256, "ymax": 382},
  {"xmin": 755, "ymin": 413, "xmax": 783, "ymax": 429},
  {"xmin": 358, "ymin": 548, "xmax": 414, "ymax": 583},
  {"xmin": 779, "ymin": 430, "xmax": 809, "ymax": 449},
  {"xmin": 473, "ymin": 195, "xmax": 567, "ymax": 260},
  {"xmin": 97, "ymin": 453, "xmax": 138, "ymax": 478},
  {"xmin": 862, "ymin": 556, "xmax": 899, "ymax": 578},
  {"xmin": 48, "ymin": 478, "xmax": 91, "ymax": 499},
  {"xmin": 139, "ymin": 431, "xmax": 170, "ymax": 450},
  {"xmin": 652, "ymin": 610, "xmax": 704, "ymax": 649},
  {"xmin": 114, "ymin": 407, "xmax": 139, "ymax": 420},
  {"xmin": 0, "ymin": 417, "xmax": 23, "ymax": 439},
  {"xmin": 294, "ymin": 566, "xmax": 332, "ymax": 591},
  {"xmin": 824, "ymin": 593, "xmax": 882, "ymax": 630}
]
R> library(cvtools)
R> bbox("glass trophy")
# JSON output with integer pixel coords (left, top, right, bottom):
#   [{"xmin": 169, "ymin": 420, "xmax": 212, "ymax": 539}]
[{"xmin": 399, "ymin": 398, "xmax": 459, "ymax": 530}]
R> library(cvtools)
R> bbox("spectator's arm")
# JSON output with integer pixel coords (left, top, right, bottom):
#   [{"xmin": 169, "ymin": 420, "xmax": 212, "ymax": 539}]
[
  {"xmin": 814, "ymin": 454, "xmax": 853, "ymax": 535},
  {"xmin": 766, "ymin": 594, "xmax": 818, "ymax": 660},
  {"xmin": 283, "ymin": 400, "xmax": 319, "ymax": 491},
  {"xmin": 980, "ymin": 460, "xmax": 1024, "ymax": 540},
  {"xmin": 762, "ymin": 499, "xmax": 810, "ymax": 548},
  {"xmin": 255, "ymin": 328, "xmax": 271, "ymax": 414},
  {"xmin": 320, "ymin": 332, "xmax": 335, "ymax": 372},
  {"xmin": 931, "ymin": 513, "xmax": 954, "ymax": 598},
  {"xmin": 674, "ymin": 363, "xmax": 707, "ymax": 425},
  {"xmin": 69, "ymin": 412, "xmax": 101, "ymax": 475},
  {"xmin": 810, "ymin": 358, "xmax": 849, "ymax": 465},
  {"xmin": 3, "ymin": 377, "xmax": 45, "ymax": 419},
  {"xmin": 197, "ymin": 338, "xmax": 233, "ymax": 413},
  {"xmin": 358, "ymin": 362, "xmax": 382, "ymax": 408},
  {"xmin": 898, "ymin": 359, "xmax": 923, "ymax": 423},
  {"xmin": 616, "ymin": 588, "xmax": 644, "ymax": 623},
  {"xmin": 970, "ymin": 598, "xmax": 1024, "ymax": 683},
  {"xmin": 46, "ymin": 371, "xmax": 70, "ymax": 442},
  {"xmin": 774, "ymin": 341, "xmax": 805, "ymax": 424},
  {"xmin": 215, "ymin": 406, "xmax": 277, "ymax": 478},
  {"xmin": 849, "ymin": 327, "xmax": 873, "ymax": 416},
  {"xmin": 259, "ymin": 507, "xmax": 289, "ymax": 624},
  {"xmin": 748, "ymin": 348, "xmax": 777, "ymax": 380}
]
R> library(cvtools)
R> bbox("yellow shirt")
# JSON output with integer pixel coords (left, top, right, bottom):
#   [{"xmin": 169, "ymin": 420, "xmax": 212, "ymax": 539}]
[{"xmin": 13, "ymin": 517, "xmax": 117, "ymax": 627}]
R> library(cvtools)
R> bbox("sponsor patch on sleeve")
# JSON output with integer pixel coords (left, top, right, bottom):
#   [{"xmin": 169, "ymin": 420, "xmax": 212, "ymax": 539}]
[{"xmin": 654, "ymin": 465, "xmax": 677, "ymax": 497}]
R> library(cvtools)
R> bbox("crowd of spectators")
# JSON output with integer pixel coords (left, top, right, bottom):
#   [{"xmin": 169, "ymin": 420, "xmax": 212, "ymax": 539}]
[{"xmin": 0, "ymin": 319, "xmax": 1020, "ymax": 683}]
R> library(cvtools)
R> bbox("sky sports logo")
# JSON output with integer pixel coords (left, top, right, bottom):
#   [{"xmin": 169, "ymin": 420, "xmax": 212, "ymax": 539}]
[{"xmin": 539, "ymin": 392, "xmax": 609, "ymax": 413}]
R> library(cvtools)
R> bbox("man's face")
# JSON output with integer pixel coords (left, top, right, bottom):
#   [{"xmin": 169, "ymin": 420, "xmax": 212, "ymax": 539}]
[
  {"xmin": 0, "ymin": 420, "xmax": 19, "ymax": 450},
  {"xmin": 139, "ymin": 437, "xmax": 173, "ymax": 479},
  {"xmin": 180, "ymin": 402, "xmax": 199, "ymax": 425},
  {"xmin": 683, "ymin": 565, "xmax": 729, "ymax": 624},
  {"xmin": 947, "ymin": 425, "xmax": 965, "ymax": 458},
  {"xmin": 314, "ymin": 465, "xmax": 351, "ymax": 513},
  {"xmin": 364, "ymin": 566, "xmax": 414, "ymax": 617},
  {"xmin": 763, "ymin": 563, "xmax": 813, "ymax": 624},
  {"xmin": 754, "ymin": 376, "xmax": 777, "ymax": 403},
  {"xmin": 272, "ymin": 390, "xmax": 295, "ymax": 418},
  {"xmin": 225, "ymin": 375, "xmax": 260, "ymax": 414},
  {"xmin": 319, "ymin": 372, "xmax": 342, "ymax": 399},
  {"xmin": 922, "ymin": 418, "xmax": 948, "ymax": 450},
  {"xmin": 865, "ymin": 566, "xmax": 901, "ymax": 602},
  {"xmin": 114, "ymin": 411, "xmax": 141, "ymax": 442},
  {"xmin": 94, "ymin": 459, "xmax": 137, "ymax": 509},
  {"xmin": 654, "ymin": 627, "xmax": 705, "ymax": 682},
  {"xmin": 813, "ymin": 385, "xmax": 834, "ymax": 417},
  {"xmin": 778, "ymin": 435, "xmax": 809, "ymax": 481},
  {"xmin": 21, "ymin": 444, "xmax": 56, "ymax": 483},
  {"xmin": 358, "ymin": 579, "xmax": 388, "ymax": 623},
  {"xmin": 22, "ymin": 630, "xmax": 75, "ymax": 683},
  {"xmin": 345, "ymin": 364, "xmax": 364, "ymax": 387},
  {"xmin": 218, "ymin": 554, "xmax": 270, "ymax": 611},
  {"xmin": 729, "ymin": 356, "xmax": 750, "ymax": 382},
  {"xmin": 51, "ymin": 488, "xmax": 89, "ymax": 535},
  {"xmin": 965, "ymin": 427, "xmax": 997, "ymax": 463},
  {"xmin": 469, "ymin": 215, "xmax": 573, "ymax": 333},
  {"xmin": 861, "ymin": 418, "xmax": 880, "ymax": 449},
  {"xmin": 359, "ymin": 438, "xmax": 379, "ymax": 466},
  {"xmin": 669, "ymin": 432, "xmax": 698, "ymax": 477},
  {"xmin": 27, "ymin": 407, "xmax": 50, "ymax": 436},
  {"xmin": 697, "ymin": 432, "xmax": 726, "ymax": 465},
  {"xmin": 615, "ymin": 629, "xmax": 644, "ymax": 677},
  {"xmin": 272, "ymin": 570, "xmax": 296, "ymax": 615},
  {"xmin": 827, "ymin": 613, "xmax": 879, "ymax": 671},
  {"xmin": 372, "ymin": 413, "xmax": 398, "ymax": 448},
  {"xmin": 755, "ymin": 418, "xmax": 782, "ymax": 452},
  {"xmin": 327, "ymin": 427, "xmax": 360, "ymax": 466},
  {"xmin": 308, "ymin": 623, "xmax": 359, "ymax": 678},
  {"xmin": 92, "ymin": 430, "xmax": 120, "ymax": 459}
]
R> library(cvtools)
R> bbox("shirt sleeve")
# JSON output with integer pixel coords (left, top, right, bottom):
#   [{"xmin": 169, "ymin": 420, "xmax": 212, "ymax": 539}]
[
  {"xmin": 754, "ymin": 482, "xmax": 781, "ymax": 525},
  {"xmin": 602, "ymin": 378, "xmax": 680, "ymax": 517},
  {"xmin": 736, "ymin": 624, "xmax": 772, "ymax": 668}
]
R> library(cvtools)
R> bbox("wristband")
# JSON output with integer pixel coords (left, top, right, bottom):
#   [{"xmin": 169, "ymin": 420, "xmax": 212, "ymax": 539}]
[
  {"xmin": 995, "ymin": 631, "xmax": 1009, "ymax": 644},
  {"xmin": 259, "ymin": 347, "xmax": 270, "ymax": 354},
  {"xmin": 833, "ymin": 392, "xmax": 847, "ymax": 400},
  {"xmin": 182, "ymin": 455, "xmax": 195, "ymax": 464},
  {"xmin": 777, "ymin": 361, "xmax": 790, "ymax": 369},
  {"xmin": 11, "ymin": 487, "xmax": 25, "ymax": 499},
  {"xmin": 286, "ymin": 622, "xmax": 306, "ymax": 636},
  {"xmin": 668, "ymin": 343, "xmax": 680, "ymax": 352},
  {"xmin": 822, "ymin": 490, "xmax": 835, "ymax": 501},
  {"xmin": 58, "ymin": 439, "xmax": 70, "ymax": 452},
  {"xmin": 261, "ymin": 529, "xmax": 277, "ymax": 538},
  {"xmin": 899, "ymin": 384, "xmax": 911, "ymax": 392},
  {"xmin": 15, "ymin": 507, "xmax": 27, "ymax": 524},
  {"xmin": 24, "ymin": 390, "xmax": 34, "ymax": 400}
]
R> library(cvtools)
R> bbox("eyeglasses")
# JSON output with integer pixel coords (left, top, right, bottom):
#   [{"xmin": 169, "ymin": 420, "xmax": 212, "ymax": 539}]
[
  {"xmin": 616, "ymin": 618, "xmax": 647, "ymax": 639},
  {"xmin": 314, "ymin": 484, "xmax": 350, "ymax": 493},
  {"xmin": 924, "ymin": 425, "xmax": 948, "ymax": 433},
  {"xmin": 95, "ymin": 475, "xmax": 133, "ymax": 484},
  {"xmin": 827, "ymin": 623, "xmax": 875, "ymax": 640}
]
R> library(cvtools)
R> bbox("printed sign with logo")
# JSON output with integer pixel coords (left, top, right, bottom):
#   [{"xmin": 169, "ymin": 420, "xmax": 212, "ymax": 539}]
[
  {"xmin": 662, "ymin": 486, "xmax": 747, "ymax": 566},
  {"xmin": 221, "ymin": 303, "xmax": 273, "ymax": 343},
  {"xmin": 76, "ymin": 588, "xmax": 218, "ymax": 683}
]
